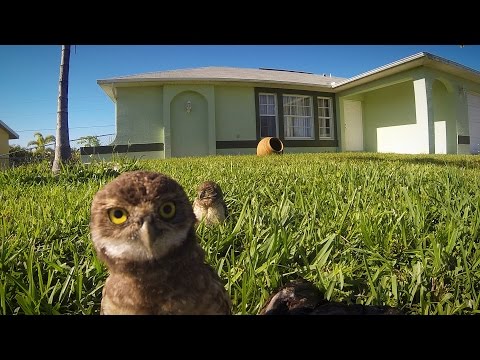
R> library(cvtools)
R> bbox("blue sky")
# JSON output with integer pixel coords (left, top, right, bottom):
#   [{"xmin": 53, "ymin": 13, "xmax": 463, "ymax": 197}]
[{"xmin": 1, "ymin": 45, "xmax": 479, "ymax": 149}]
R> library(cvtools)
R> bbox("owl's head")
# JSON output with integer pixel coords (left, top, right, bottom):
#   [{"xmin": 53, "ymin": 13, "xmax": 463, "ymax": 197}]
[
  {"xmin": 90, "ymin": 171, "xmax": 195, "ymax": 264},
  {"xmin": 196, "ymin": 181, "xmax": 224, "ymax": 207}
]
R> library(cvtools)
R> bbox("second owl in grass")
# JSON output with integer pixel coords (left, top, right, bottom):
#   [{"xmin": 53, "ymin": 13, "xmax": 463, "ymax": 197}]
[{"xmin": 192, "ymin": 181, "xmax": 227, "ymax": 225}]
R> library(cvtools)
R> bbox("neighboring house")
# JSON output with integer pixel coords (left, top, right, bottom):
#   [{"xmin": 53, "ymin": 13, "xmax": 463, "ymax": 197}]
[
  {"xmin": 0, "ymin": 120, "xmax": 19, "ymax": 169},
  {"xmin": 81, "ymin": 52, "xmax": 480, "ymax": 161}
]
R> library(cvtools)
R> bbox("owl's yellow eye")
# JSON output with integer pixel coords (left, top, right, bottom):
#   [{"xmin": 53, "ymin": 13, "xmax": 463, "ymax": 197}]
[
  {"xmin": 159, "ymin": 201, "xmax": 176, "ymax": 219},
  {"xmin": 108, "ymin": 208, "xmax": 128, "ymax": 225}
]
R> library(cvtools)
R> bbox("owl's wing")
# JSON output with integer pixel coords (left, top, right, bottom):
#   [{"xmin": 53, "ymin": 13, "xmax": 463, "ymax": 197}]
[
  {"xmin": 223, "ymin": 201, "xmax": 228, "ymax": 219},
  {"xmin": 192, "ymin": 199, "xmax": 203, "ymax": 223},
  {"xmin": 204, "ymin": 264, "xmax": 232, "ymax": 314}
]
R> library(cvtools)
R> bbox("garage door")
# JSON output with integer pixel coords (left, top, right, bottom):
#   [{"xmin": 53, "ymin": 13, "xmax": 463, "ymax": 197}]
[{"xmin": 468, "ymin": 92, "xmax": 480, "ymax": 154}]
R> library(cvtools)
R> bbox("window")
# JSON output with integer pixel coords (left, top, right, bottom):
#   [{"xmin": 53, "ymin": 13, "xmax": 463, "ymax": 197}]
[
  {"xmin": 259, "ymin": 93, "xmax": 278, "ymax": 137},
  {"xmin": 283, "ymin": 95, "xmax": 313, "ymax": 139},
  {"xmin": 318, "ymin": 97, "xmax": 333, "ymax": 139},
  {"xmin": 256, "ymin": 89, "xmax": 336, "ymax": 143}
]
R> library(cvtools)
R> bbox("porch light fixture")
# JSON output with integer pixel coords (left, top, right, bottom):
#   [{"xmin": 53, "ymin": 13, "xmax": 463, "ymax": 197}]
[{"xmin": 185, "ymin": 100, "xmax": 192, "ymax": 113}]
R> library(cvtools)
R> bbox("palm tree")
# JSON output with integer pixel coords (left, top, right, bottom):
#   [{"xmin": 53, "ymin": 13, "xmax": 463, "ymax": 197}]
[
  {"xmin": 52, "ymin": 45, "xmax": 72, "ymax": 174},
  {"xmin": 77, "ymin": 135, "xmax": 101, "ymax": 147},
  {"xmin": 27, "ymin": 132, "xmax": 55, "ymax": 156}
]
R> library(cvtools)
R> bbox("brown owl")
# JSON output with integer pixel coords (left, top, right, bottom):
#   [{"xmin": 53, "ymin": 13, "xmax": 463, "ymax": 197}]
[
  {"xmin": 90, "ymin": 171, "xmax": 232, "ymax": 315},
  {"xmin": 192, "ymin": 181, "xmax": 227, "ymax": 225}
]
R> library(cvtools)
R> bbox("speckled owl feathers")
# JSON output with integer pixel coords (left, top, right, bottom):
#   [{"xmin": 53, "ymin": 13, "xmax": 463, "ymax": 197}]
[{"xmin": 90, "ymin": 171, "xmax": 231, "ymax": 315}]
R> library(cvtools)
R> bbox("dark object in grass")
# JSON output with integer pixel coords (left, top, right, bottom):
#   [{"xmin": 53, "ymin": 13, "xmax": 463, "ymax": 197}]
[{"xmin": 260, "ymin": 279, "xmax": 403, "ymax": 315}]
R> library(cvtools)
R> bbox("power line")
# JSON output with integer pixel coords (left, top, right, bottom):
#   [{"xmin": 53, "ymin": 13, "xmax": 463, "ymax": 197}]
[
  {"xmin": 15, "ymin": 124, "xmax": 115, "ymax": 132},
  {"xmin": 15, "ymin": 125, "xmax": 115, "ymax": 132},
  {"xmin": 1, "ymin": 108, "xmax": 110, "ymax": 118},
  {"xmin": 0, "ymin": 95, "xmax": 108, "ymax": 106}
]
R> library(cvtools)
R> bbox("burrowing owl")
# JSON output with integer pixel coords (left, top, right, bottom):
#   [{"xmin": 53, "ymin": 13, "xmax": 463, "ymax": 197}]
[
  {"xmin": 90, "ymin": 171, "xmax": 232, "ymax": 315},
  {"xmin": 192, "ymin": 181, "xmax": 227, "ymax": 225}
]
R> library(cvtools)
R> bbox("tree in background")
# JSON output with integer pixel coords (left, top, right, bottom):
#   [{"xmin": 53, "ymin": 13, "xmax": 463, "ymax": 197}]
[
  {"xmin": 9, "ymin": 145, "xmax": 34, "ymax": 166},
  {"xmin": 77, "ymin": 135, "xmax": 101, "ymax": 147},
  {"xmin": 9, "ymin": 145, "xmax": 31, "ymax": 157},
  {"xmin": 52, "ymin": 45, "xmax": 72, "ymax": 174},
  {"xmin": 27, "ymin": 132, "xmax": 55, "ymax": 156}
]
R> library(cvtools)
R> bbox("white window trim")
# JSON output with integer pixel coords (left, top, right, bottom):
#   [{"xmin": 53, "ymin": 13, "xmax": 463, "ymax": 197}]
[
  {"xmin": 283, "ymin": 94, "xmax": 314, "ymax": 140},
  {"xmin": 259, "ymin": 92, "xmax": 279, "ymax": 138},
  {"xmin": 318, "ymin": 96, "xmax": 334, "ymax": 140}
]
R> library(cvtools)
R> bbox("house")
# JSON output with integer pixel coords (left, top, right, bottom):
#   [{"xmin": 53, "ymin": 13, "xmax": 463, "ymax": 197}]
[
  {"xmin": 0, "ymin": 120, "xmax": 19, "ymax": 169},
  {"xmin": 81, "ymin": 52, "xmax": 480, "ymax": 161}
]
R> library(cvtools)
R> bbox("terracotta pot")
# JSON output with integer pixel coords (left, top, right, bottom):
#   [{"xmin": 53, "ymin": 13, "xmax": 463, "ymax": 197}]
[{"xmin": 257, "ymin": 137, "xmax": 284, "ymax": 156}]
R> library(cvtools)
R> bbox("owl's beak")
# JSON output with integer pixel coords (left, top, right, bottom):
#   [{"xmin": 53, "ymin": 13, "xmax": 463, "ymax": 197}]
[
  {"xmin": 139, "ymin": 218, "xmax": 156, "ymax": 252},
  {"xmin": 202, "ymin": 192, "xmax": 217, "ymax": 200}
]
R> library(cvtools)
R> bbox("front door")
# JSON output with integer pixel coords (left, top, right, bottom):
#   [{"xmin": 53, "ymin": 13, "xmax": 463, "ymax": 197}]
[
  {"xmin": 344, "ymin": 100, "xmax": 364, "ymax": 151},
  {"xmin": 170, "ymin": 91, "xmax": 209, "ymax": 157}
]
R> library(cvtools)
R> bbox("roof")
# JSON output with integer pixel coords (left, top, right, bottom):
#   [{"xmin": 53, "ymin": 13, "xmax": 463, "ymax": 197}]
[
  {"xmin": 98, "ymin": 67, "xmax": 346, "ymax": 95},
  {"xmin": 0, "ymin": 120, "xmax": 19, "ymax": 139},
  {"xmin": 97, "ymin": 52, "xmax": 480, "ymax": 98},
  {"xmin": 333, "ymin": 52, "xmax": 480, "ymax": 91}
]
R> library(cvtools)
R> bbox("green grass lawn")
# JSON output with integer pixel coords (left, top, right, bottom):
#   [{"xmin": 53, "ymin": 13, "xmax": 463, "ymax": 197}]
[{"xmin": 1, "ymin": 152, "xmax": 480, "ymax": 315}]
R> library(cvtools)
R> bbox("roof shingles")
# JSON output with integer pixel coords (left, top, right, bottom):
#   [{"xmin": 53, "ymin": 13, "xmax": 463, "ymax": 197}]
[{"xmin": 98, "ymin": 66, "xmax": 347, "ymax": 88}]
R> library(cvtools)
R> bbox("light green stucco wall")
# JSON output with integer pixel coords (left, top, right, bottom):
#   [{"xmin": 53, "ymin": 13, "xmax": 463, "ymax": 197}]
[
  {"xmin": 0, "ymin": 129, "xmax": 9, "ymax": 168},
  {"xmin": 337, "ymin": 66, "xmax": 480, "ymax": 155},
  {"xmin": 458, "ymin": 144, "xmax": 470, "ymax": 154},
  {"xmin": 216, "ymin": 147, "xmax": 338, "ymax": 156},
  {"xmin": 214, "ymin": 86, "xmax": 257, "ymax": 141},
  {"xmin": 216, "ymin": 148, "xmax": 256, "ymax": 155},
  {"xmin": 96, "ymin": 83, "xmax": 339, "ymax": 161},
  {"xmin": 362, "ymin": 81, "xmax": 416, "ymax": 152},
  {"xmin": 432, "ymin": 79, "xmax": 455, "ymax": 153},
  {"xmin": 339, "ymin": 70, "xmax": 417, "ymax": 99},
  {"xmin": 423, "ymin": 68, "xmax": 480, "ymax": 154},
  {"xmin": 337, "ymin": 69, "xmax": 419, "ymax": 153},
  {"xmin": 113, "ymin": 87, "xmax": 164, "ymax": 146},
  {"xmin": 283, "ymin": 147, "xmax": 337, "ymax": 154}
]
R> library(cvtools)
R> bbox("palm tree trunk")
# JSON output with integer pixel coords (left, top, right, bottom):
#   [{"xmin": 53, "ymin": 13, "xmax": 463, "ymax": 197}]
[{"xmin": 52, "ymin": 45, "xmax": 72, "ymax": 174}]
